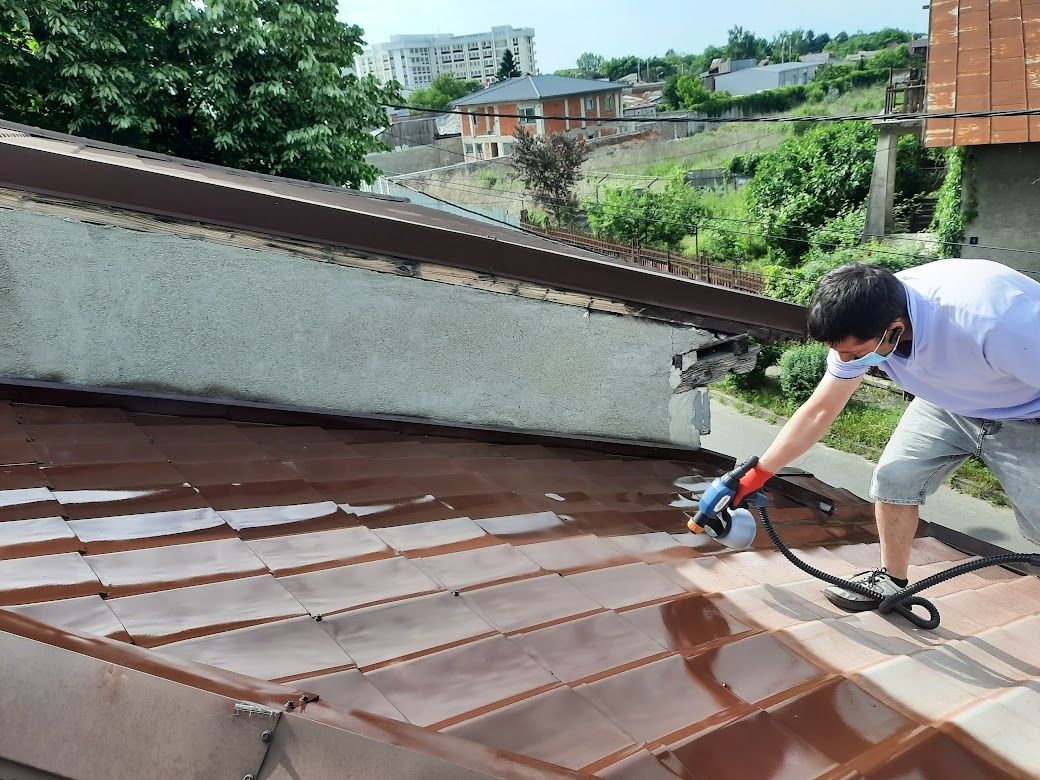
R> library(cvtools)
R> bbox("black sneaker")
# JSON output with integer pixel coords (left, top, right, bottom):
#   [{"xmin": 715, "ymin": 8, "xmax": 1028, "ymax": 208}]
[{"xmin": 824, "ymin": 568, "xmax": 904, "ymax": 613}]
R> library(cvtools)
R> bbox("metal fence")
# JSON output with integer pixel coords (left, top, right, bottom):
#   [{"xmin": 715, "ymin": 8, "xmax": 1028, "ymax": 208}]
[{"xmin": 522, "ymin": 222, "xmax": 766, "ymax": 295}]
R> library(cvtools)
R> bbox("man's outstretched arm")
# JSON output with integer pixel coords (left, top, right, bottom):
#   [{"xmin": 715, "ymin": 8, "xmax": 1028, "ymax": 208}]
[{"xmin": 730, "ymin": 372, "xmax": 863, "ymax": 505}]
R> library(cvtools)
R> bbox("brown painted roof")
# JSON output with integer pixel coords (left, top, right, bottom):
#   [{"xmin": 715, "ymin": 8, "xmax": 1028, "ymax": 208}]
[
  {"xmin": 0, "ymin": 120, "xmax": 806, "ymax": 340},
  {"xmin": 2, "ymin": 391, "xmax": 1039, "ymax": 777},
  {"xmin": 925, "ymin": 0, "xmax": 1040, "ymax": 146}
]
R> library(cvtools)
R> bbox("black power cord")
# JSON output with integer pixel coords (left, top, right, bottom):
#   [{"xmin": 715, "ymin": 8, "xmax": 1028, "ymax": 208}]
[{"xmin": 756, "ymin": 504, "xmax": 1040, "ymax": 630}]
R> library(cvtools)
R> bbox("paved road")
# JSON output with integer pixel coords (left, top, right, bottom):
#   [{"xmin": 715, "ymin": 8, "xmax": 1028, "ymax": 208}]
[{"xmin": 702, "ymin": 401, "xmax": 1040, "ymax": 553}]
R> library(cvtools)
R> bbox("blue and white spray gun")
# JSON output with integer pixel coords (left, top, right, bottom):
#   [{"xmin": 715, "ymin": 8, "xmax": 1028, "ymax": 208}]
[{"xmin": 686, "ymin": 456, "xmax": 766, "ymax": 550}]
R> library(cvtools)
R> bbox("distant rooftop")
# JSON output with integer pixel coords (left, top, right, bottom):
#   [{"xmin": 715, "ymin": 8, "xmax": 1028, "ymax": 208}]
[
  {"xmin": 754, "ymin": 61, "xmax": 823, "ymax": 72},
  {"xmin": 452, "ymin": 75, "xmax": 624, "ymax": 106}
]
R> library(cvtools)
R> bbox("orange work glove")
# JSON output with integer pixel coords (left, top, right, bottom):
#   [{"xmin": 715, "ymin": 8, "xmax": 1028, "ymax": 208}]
[{"xmin": 731, "ymin": 464, "xmax": 774, "ymax": 507}]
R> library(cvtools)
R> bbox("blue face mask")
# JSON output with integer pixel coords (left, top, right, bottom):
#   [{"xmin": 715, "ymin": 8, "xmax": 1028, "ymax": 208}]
[{"xmin": 845, "ymin": 327, "xmax": 904, "ymax": 367}]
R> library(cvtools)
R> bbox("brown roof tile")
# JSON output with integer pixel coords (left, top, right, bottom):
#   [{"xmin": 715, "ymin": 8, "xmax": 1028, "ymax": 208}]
[
  {"xmin": 1, "ymin": 397, "xmax": 1038, "ymax": 776},
  {"xmin": 366, "ymin": 635, "xmax": 559, "ymax": 728},
  {"xmin": 6, "ymin": 594, "xmax": 130, "ymax": 641},
  {"xmin": 0, "ymin": 551, "xmax": 103, "ymax": 605},
  {"xmin": 106, "ymin": 573, "xmax": 308, "ymax": 646},
  {"xmin": 0, "ymin": 516, "xmax": 79, "ymax": 560},
  {"xmin": 157, "ymin": 615, "xmax": 355, "ymax": 682},
  {"xmin": 927, "ymin": 0, "xmax": 1040, "ymax": 146},
  {"xmin": 444, "ymin": 686, "xmax": 637, "ymax": 771}
]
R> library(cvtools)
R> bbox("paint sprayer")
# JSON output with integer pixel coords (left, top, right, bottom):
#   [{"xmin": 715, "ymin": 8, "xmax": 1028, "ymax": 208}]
[{"xmin": 677, "ymin": 457, "xmax": 1040, "ymax": 630}]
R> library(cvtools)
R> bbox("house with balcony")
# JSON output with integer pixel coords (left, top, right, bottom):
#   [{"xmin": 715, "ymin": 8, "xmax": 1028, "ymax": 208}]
[{"xmin": 452, "ymin": 75, "xmax": 625, "ymax": 159}]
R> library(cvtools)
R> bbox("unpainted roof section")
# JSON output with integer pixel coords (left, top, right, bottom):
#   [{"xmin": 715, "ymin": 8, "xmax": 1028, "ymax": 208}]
[
  {"xmin": 925, "ymin": 0, "xmax": 1040, "ymax": 146},
  {"xmin": 2, "ymin": 387, "xmax": 1039, "ymax": 778},
  {"xmin": 0, "ymin": 120, "xmax": 806, "ymax": 340}
]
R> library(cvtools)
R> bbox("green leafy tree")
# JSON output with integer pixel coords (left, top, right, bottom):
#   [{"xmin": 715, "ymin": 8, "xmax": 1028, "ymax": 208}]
[
  {"xmin": 584, "ymin": 172, "xmax": 704, "ymax": 249},
  {"xmin": 675, "ymin": 74, "xmax": 711, "ymax": 108},
  {"xmin": 823, "ymin": 28, "xmax": 916, "ymax": 56},
  {"xmin": 602, "ymin": 55, "xmax": 640, "ymax": 81},
  {"xmin": 725, "ymin": 25, "xmax": 766, "ymax": 60},
  {"xmin": 747, "ymin": 122, "xmax": 880, "ymax": 263},
  {"xmin": 409, "ymin": 73, "xmax": 481, "ymax": 110},
  {"xmin": 576, "ymin": 51, "xmax": 605, "ymax": 78},
  {"xmin": 0, "ymin": 0, "xmax": 397, "ymax": 186},
  {"xmin": 512, "ymin": 128, "xmax": 590, "ymax": 227},
  {"xmin": 497, "ymin": 49, "xmax": 520, "ymax": 81}
]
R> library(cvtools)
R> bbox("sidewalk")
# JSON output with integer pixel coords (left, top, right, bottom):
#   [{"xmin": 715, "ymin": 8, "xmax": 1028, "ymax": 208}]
[{"xmin": 704, "ymin": 401, "xmax": 1040, "ymax": 553}]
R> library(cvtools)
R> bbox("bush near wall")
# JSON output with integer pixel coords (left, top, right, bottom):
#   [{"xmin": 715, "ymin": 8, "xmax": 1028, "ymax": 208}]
[{"xmin": 779, "ymin": 342, "xmax": 829, "ymax": 403}]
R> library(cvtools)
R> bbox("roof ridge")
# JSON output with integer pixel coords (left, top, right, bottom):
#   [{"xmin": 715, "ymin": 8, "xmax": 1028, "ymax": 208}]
[
  {"xmin": 529, "ymin": 75, "xmax": 541, "ymax": 99},
  {"xmin": 453, "ymin": 77, "xmax": 515, "ymax": 106}
]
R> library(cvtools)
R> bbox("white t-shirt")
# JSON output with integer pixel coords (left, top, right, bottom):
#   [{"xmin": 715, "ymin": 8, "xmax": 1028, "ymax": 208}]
[{"xmin": 827, "ymin": 259, "xmax": 1040, "ymax": 420}]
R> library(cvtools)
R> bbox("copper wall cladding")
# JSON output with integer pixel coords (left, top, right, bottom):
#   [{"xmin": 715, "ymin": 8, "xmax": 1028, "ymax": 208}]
[
  {"xmin": 926, "ymin": 0, "xmax": 1040, "ymax": 146},
  {"xmin": 1, "ymin": 395, "xmax": 1039, "ymax": 777}
]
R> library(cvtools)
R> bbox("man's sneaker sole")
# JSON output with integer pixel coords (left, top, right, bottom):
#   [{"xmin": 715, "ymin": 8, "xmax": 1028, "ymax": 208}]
[{"xmin": 824, "ymin": 588, "xmax": 881, "ymax": 613}]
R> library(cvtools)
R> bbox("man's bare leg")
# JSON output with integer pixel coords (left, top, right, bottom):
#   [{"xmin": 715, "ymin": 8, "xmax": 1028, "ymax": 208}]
[{"xmin": 876, "ymin": 501, "xmax": 919, "ymax": 580}]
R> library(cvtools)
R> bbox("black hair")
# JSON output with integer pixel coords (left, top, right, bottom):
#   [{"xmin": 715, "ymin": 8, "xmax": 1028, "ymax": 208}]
[{"xmin": 806, "ymin": 263, "xmax": 908, "ymax": 343}]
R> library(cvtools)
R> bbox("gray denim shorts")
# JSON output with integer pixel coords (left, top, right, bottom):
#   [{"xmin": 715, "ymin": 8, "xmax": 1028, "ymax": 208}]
[{"xmin": 870, "ymin": 397, "xmax": 1040, "ymax": 543}]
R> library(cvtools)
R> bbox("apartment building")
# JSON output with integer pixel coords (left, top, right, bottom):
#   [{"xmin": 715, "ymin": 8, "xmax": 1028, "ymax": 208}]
[{"xmin": 355, "ymin": 25, "xmax": 536, "ymax": 89}]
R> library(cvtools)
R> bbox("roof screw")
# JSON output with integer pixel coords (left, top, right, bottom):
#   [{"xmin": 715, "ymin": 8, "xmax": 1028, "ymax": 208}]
[
  {"xmin": 285, "ymin": 701, "xmax": 296, "ymax": 711},
  {"xmin": 452, "ymin": 590, "xmax": 460, "ymax": 597},
  {"xmin": 314, "ymin": 614, "xmax": 323, "ymax": 622},
  {"xmin": 261, "ymin": 730, "xmax": 272, "ymax": 743},
  {"xmin": 300, "ymin": 694, "xmax": 311, "ymax": 703}
]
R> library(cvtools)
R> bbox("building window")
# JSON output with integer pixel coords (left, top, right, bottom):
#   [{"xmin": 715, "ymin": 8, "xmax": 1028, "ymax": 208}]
[
  {"xmin": 585, "ymin": 97, "xmax": 594, "ymax": 110},
  {"xmin": 605, "ymin": 95, "xmax": 614, "ymax": 112},
  {"xmin": 519, "ymin": 107, "xmax": 536, "ymax": 124}
]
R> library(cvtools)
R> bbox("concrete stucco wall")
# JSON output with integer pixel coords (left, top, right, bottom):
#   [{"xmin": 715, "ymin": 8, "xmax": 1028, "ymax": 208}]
[
  {"xmin": 0, "ymin": 204, "xmax": 715, "ymax": 445},
  {"xmin": 963, "ymin": 144, "xmax": 1040, "ymax": 273},
  {"xmin": 366, "ymin": 136, "xmax": 465, "ymax": 176}
]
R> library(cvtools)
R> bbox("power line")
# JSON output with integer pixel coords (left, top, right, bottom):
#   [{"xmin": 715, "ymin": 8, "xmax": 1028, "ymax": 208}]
[{"xmin": 384, "ymin": 102, "xmax": 1040, "ymax": 125}]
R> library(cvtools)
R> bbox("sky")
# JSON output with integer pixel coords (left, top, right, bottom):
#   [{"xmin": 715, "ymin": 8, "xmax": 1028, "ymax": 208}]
[{"xmin": 340, "ymin": 0, "xmax": 929, "ymax": 73}]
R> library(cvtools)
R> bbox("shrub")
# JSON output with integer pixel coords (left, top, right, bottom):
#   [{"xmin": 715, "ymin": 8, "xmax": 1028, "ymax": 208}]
[
  {"xmin": 779, "ymin": 342, "xmax": 829, "ymax": 403},
  {"xmin": 727, "ymin": 152, "xmax": 760, "ymax": 176}
]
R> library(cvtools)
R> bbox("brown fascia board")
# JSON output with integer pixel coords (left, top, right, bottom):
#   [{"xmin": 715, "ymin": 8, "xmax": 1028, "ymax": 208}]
[
  {"xmin": 0, "ymin": 135, "xmax": 807, "ymax": 340},
  {"xmin": 0, "ymin": 377, "xmax": 737, "ymax": 472}
]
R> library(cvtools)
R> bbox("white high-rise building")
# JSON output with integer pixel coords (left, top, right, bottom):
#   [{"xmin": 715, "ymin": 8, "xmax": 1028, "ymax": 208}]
[{"xmin": 355, "ymin": 26, "xmax": 536, "ymax": 89}]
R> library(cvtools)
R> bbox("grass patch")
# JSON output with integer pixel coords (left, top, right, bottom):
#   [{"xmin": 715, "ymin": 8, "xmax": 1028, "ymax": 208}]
[{"xmin": 715, "ymin": 376, "xmax": 1010, "ymax": 506}]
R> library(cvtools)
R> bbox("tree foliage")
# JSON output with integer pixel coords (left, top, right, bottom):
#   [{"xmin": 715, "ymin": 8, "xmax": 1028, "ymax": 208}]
[
  {"xmin": 511, "ymin": 128, "xmax": 590, "ymax": 227},
  {"xmin": 575, "ymin": 52, "xmax": 605, "ymax": 78},
  {"xmin": 0, "ymin": 0, "xmax": 397, "ymax": 186},
  {"xmin": 824, "ymin": 28, "xmax": 917, "ymax": 56},
  {"xmin": 767, "ymin": 29, "xmax": 831, "ymax": 62},
  {"xmin": 409, "ymin": 73, "xmax": 481, "ymax": 110},
  {"xmin": 725, "ymin": 25, "xmax": 767, "ymax": 61},
  {"xmin": 747, "ymin": 122, "xmax": 879, "ymax": 263},
  {"xmin": 497, "ymin": 49, "xmax": 519, "ymax": 81},
  {"xmin": 584, "ymin": 172, "xmax": 705, "ymax": 249}
]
